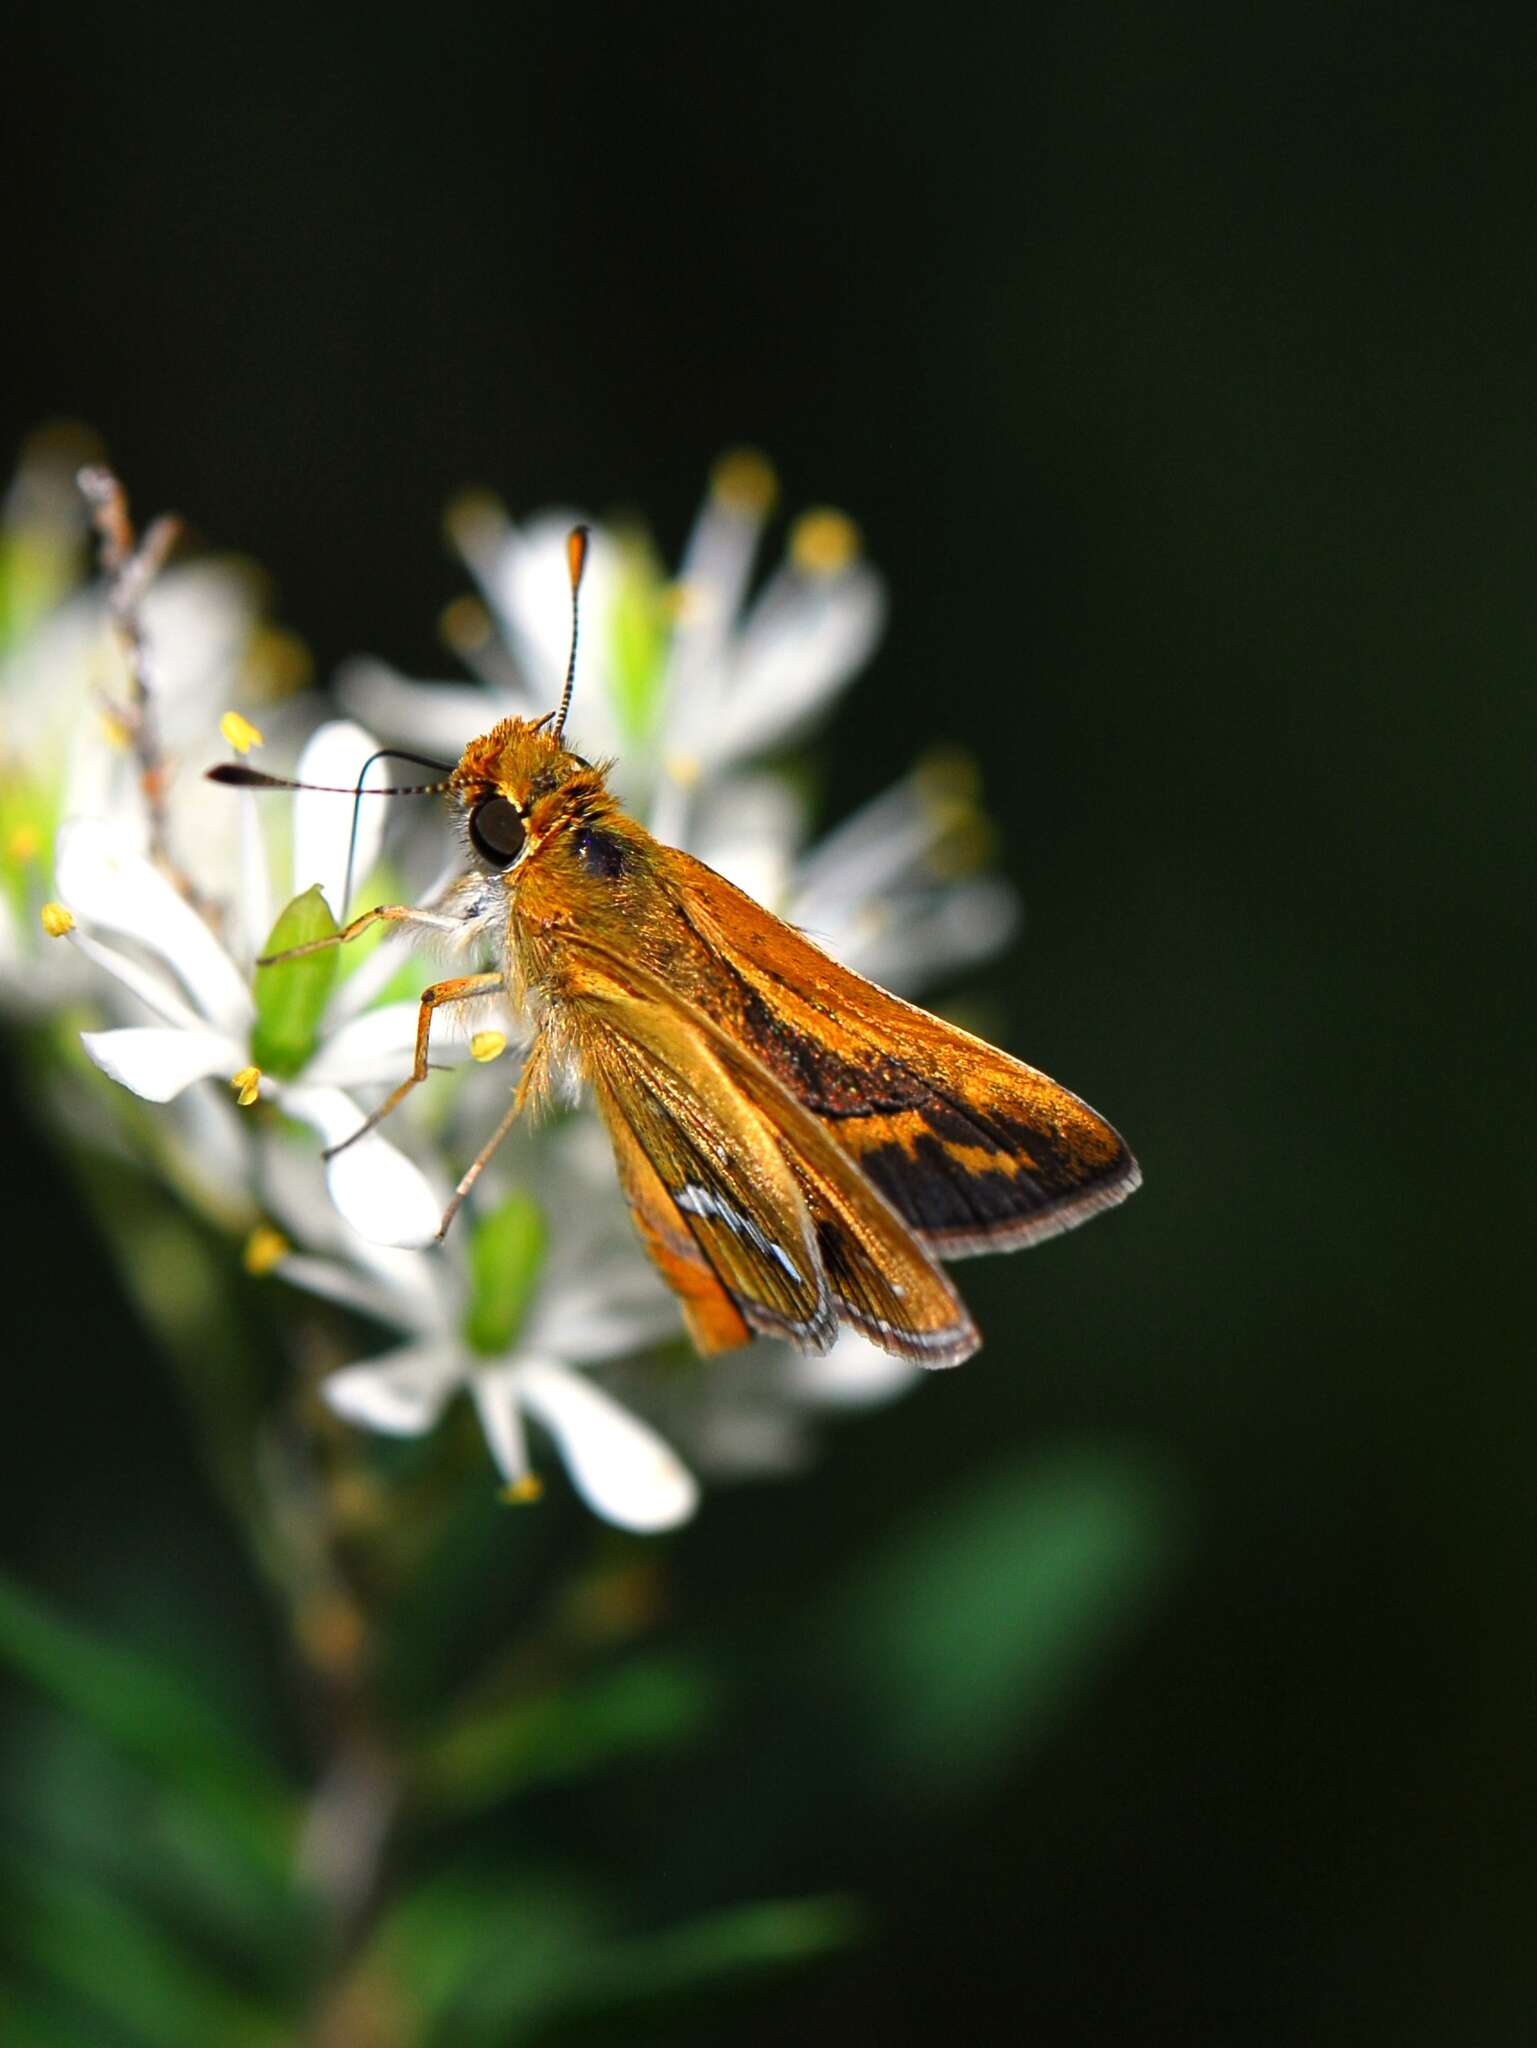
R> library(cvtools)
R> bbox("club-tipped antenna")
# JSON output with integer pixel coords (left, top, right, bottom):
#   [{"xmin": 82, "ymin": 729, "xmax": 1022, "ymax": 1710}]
[
  {"xmin": 549, "ymin": 524, "xmax": 590, "ymax": 743},
  {"xmin": 206, "ymin": 751, "xmax": 453, "ymax": 798},
  {"xmin": 207, "ymin": 749, "xmax": 456, "ymax": 918}
]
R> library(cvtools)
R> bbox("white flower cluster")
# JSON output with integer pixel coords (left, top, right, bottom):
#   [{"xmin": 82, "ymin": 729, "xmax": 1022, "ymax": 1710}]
[{"xmin": 7, "ymin": 444, "xmax": 1017, "ymax": 1533}]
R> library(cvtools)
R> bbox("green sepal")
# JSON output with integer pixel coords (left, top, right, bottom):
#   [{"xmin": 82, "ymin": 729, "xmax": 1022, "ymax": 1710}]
[
  {"xmin": 249, "ymin": 887, "xmax": 338, "ymax": 1079},
  {"xmin": 463, "ymin": 1194, "xmax": 547, "ymax": 1355},
  {"xmin": 608, "ymin": 527, "xmax": 669, "ymax": 744}
]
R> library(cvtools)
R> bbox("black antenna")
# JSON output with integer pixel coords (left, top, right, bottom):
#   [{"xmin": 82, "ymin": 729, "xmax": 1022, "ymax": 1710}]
[
  {"xmin": 206, "ymin": 751, "xmax": 453, "ymax": 797},
  {"xmin": 207, "ymin": 748, "xmax": 456, "ymax": 918},
  {"xmin": 549, "ymin": 524, "xmax": 590, "ymax": 742}
]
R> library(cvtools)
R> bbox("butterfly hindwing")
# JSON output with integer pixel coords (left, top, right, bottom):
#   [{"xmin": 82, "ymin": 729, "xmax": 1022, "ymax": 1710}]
[{"xmin": 563, "ymin": 941, "xmax": 978, "ymax": 1365}]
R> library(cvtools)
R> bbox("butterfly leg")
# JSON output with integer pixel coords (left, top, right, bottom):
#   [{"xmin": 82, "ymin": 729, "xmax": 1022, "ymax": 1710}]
[
  {"xmin": 432, "ymin": 1033, "xmax": 554, "ymax": 1240},
  {"xmin": 258, "ymin": 902, "xmax": 469, "ymax": 966},
  {"xmin": 323, "ymin": 970, "xmax": 507, "ymax": 1159}
]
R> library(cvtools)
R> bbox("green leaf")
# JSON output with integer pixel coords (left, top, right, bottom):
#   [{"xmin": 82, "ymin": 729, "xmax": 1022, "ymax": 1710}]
[
  {"xmin": 463, "ymin": 1193, "xmax": 546, "ymax": 1355},
  {"xmin": 249, "ymin": 886, "xmax": 337, "ymax": 1079},
  {"xmin": 1, "ymin": 1859, "xmax": 287, "ymax": 2048},
  {"xmin": 0, "ymin": 1567, "xmax": 293, "ymax": 1879},
  {"xmin": 374, "ymin": 1866, "xmax": 861, "ymax": 2044},
  {"xmin": 416, "ymin": 1654, "xmax": 713, "ymax": 1814},
  {"xmin": 834, "ymin": 1444, "xmax": 1184, "ymax": 1797},
  {"xmin": 575, "ymin": 1893, "xmax": 867, "ymax": 2009},
  {"xmin": 5, "ymin": 1702, "xmax": 313, "ymax": 1982}
]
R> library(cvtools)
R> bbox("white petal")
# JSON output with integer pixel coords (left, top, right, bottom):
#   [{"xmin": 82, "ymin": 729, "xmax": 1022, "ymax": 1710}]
[
  {"xmin": 80, "ymin": 1025, "xmax": 243, "ymax": 1102},
  {"xmin": 785, "ymin": 1329, "xmax": 923, "ymax": 1407},
  {"xmin": 235, "ymin": 788, "xmax": 273, "ymax": 967},
  {"xmin": 685, "ymin": 773, "xmax": 807, "ymax": 906},
  {"xmin": 685, "ymin": 562, "xmax": 885, "ymax": 770},
  {"xmin": 56, "ymin": 819, "xmax": 253, "ymax": 1034},
  {"xmin": 832, "ymin": 878, "xmax": 1018, "ymax": 993},
  {"xmin": 159, "ymin": 1084, "xmax": 253, "ymax": 1224},
  {"xmin": 485, "ymin": 516, "xmax": 628, "ymax": 762},
  {"xmin": 660, "ymin": 487, "xmax": 768, "ymax": 732},
  {"xmin": 323, "ymin": 1341, "xmax": 463, "ymax": 1434},
  {"xmin": 468, "ymin": 1367, "xmax": 533, "ymax": 1487},
  {"xmin": 525, "ymin": 1274, "xmax": 681, "ymax": 1365},
  {"xmin": 68, "ymin": 931, "xmax": 208, "ymax": 1030},
  {"xmin": 283, "ymin": 1084, "xmax": 444, "ymax": 1248},
  {"xmin": 301, "ymin": 1001, "xmax": 430, "ymax": 1087},
  {"xmin": 517, "ymin": 1360, "xmax": 699, "ymax": 1532},
  {"xmin": 260, "ymin": 1138, "xmax": 448, "ymax": 1332},
  {"xmin": 335, "ymin": 657, "xmax": 500, "ymax": 759},
  {"xmin": 792, "ymin": 774, "xmax": 935, "ymax": 909},
  {"xmin": 290, "ymin": 720, "xmax": 388, "ymax": 920}
]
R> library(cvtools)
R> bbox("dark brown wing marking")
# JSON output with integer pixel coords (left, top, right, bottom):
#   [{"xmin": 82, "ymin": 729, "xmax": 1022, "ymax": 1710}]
[{"xmin": 661, "ymin": 850, "xmax": 1141, "ymax": 1257}]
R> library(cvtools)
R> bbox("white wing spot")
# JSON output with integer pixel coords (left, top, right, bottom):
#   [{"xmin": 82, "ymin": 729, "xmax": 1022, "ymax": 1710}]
[{"xmin": 675, "ymin": 1183, "xmax": 805, "ymax": 1287}]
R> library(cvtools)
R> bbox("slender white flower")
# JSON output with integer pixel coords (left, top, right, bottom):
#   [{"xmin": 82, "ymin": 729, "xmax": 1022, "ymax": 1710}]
[
  {"xmin": 338, "ymin": 452, "xmax": 885, "ymax": 843},
  {"xmin": 51, "ymin": 720, "xmax": 455, "ymax": 1246},
  {"xmin": 259, "ymin": 1126, "xmax": 697, "ymax": 1532},
  {"xmin": 1, "ymin": 444, "xmax": 312, "ymax": 1010},
  {"xmin": 22, "ymin": 443, "xmax": 1031, "ymax": 1519}
]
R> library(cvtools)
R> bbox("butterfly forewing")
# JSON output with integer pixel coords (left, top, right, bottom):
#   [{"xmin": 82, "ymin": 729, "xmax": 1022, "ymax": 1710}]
[{"xmin": 656, "ymin": 850, "xmax": 1141, "ymax": 1257}]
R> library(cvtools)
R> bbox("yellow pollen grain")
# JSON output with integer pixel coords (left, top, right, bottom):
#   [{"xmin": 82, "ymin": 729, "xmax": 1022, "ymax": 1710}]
[
  {"xmin": 665, "ymin": 751, "xmax": 703, "ymax": 789},
  {"xmin": 231, "ymin": 1065, "xmax": 262, "ymax": 1107},
  {"xmin": 39, "ymin": 900, "xmax": 74, "ymax": 938},
  {"xmin": 98, "ymin": 708, "xmax": 131, "ymax": 750},
  {"xmin": 242, "ymin": 1224, "xmax": 289, "ymax": 1275},
  {"xmin": 440, "ymin": 593, "xmax": 494, "ymax": 654},
  {"xmin": 8, "ymin": 824, "xmax": 41, "ymax": 863},
  {"xmin": 501, "ymin": 1473, "xmax": 545, "ymax": 1506},
  {"xmin": 711, "ymin": 446, "xmax": 778, "ymax": 516},
  {"xmin": 790, "ymin": 508, "xmax": 860, "ymax": 576},
  {"xmin": 470, "ymin": 1029, "xmax": 508, "ymax": 1063},
  {"xmin": 219, "ymin": 709, "xmax": 265, "ymax": 754}
]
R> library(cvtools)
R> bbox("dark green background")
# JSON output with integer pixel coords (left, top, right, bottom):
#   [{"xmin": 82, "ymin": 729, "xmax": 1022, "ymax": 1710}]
[{"xmin": 5, "ymin": 7, "xmax": 1533, "ymax": 2041}]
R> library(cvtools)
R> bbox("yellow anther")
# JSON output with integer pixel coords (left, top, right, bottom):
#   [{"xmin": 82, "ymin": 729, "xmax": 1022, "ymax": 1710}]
[
  {"xmin": 710, "ymin": 446, "xmax": 778, "ymax": 517},
  {"xmin": 98, "ymin": 708, "xmax": 132, "ymax": 750},
  {"xmin": 470, "ymin": 1029, "xmax": 508, "ymax": 1064},
  {"xmin": 500, "ymin": 1473, "xmax": 545, "ymax": 1506},
  {"xmin": 231, "ymin": 1065, "xmax": 262, "ymax": 1107},
  {"xmin": 665, "ymin": 751, "xmax": 703, "ymax": 790},
  {"xmin": 295, "ymin": 1591, "xmax": 367, "ymax": 1680},
  {"xmin": 664, "ymin": 578, "xmax": 707, "ymax": 626},
  {"xmin": 8, "ymin": 824, "xmax": 41, "ymax": 863},
  {"xmin": 219, "ymin": 709, "xmax": 265, "ymax": 755},
  {"xmin": 440, "ymin": 593, "xmax": 493, "ymax": 654},
  {"xmin": 443, "ymin": 488, "xmax": 508, "ymax": 554},
  {"xmin": 244, "ymin": 624, "xmax": 312, "ymax": 698},
  {"xmin": 790, "ymin": 508, "xmax": 861, "ymax": 576},
  {"xmin": 929, "ymin": 813, "xmax": 995, "ymax": 880},
  {"xmin": 915, "ymin": 746, "xmax": 982, "ymax": 808},
  {"xmin": 242, "ymin": 1224, "xmax": 289, "ymax": 1276},
  {"xmin": 39, "ymin": 900, "xmax": 74, "ymax": 938}
]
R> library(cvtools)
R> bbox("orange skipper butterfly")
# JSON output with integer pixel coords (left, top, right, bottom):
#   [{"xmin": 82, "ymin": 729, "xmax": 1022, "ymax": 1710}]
[{"xmin": 212, "ymin": 528, "xmax": 1138, "ymax": 1366}]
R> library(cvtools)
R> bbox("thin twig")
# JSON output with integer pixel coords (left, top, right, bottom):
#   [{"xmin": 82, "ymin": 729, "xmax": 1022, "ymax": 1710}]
[{"xmin": 77, "ymin": 464, "xmax": 201, "ymax": 900}]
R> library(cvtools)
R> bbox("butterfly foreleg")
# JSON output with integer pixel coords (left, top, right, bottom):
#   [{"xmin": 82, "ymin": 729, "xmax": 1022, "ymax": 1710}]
[
  {"xmin": 323, "ymin": 970, "xmax": 508, "ymax": 1160},
  {"xmin": 258, "ymin": 901, "xmax": 472, "ymax": 966}
]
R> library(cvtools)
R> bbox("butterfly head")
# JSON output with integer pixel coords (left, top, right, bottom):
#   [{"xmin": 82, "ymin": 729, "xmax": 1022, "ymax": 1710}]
[{"xmin": 448, "ymin": 716, "xmax": 624, "ymax": 878}]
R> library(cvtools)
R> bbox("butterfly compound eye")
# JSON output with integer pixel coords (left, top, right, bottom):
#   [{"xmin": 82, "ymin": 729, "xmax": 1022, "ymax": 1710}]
[{"xmin": 469, "ymin": 795, "xmax": 527, "ymax": 867}]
